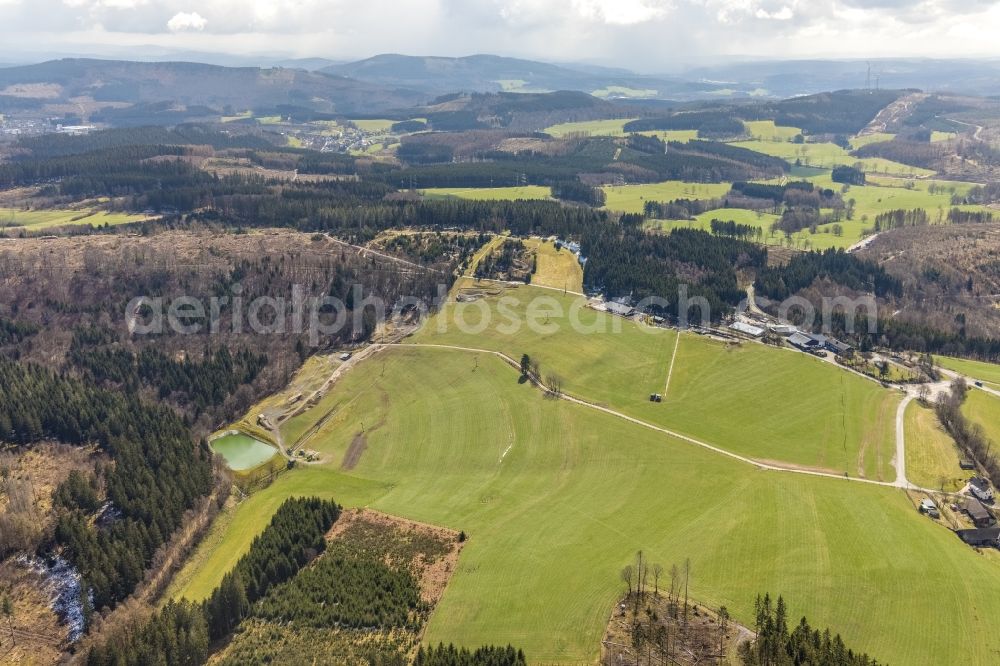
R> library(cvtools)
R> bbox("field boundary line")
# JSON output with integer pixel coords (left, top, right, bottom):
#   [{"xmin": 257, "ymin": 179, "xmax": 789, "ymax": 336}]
[{"xmin": 663, "ymin": 332, "xmax": 681, "ymax": 397}]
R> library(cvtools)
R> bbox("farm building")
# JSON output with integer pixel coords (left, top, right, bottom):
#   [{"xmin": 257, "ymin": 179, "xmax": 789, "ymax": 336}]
[
  {"xmin": 788, "ymin": 332, "xmax": 824, "ymax": 351},
  {"xmin": 956, "ymin": 527, "xmax": 1000, "ymax": 547},
  {"xmin": 964, "ymin": 497, "xmax": 995, "ymax": 527},
  {"xmin": 825, "ymin": 338, "xmax": 854, "ymax": 356},
  {"xmin": 604, "ymin": 301, "xmax": 635, "ymax": 318},
  {"xmin": 768, "ymin": 324, "xmax": 798, "ymax": 336},
  {"xmin": 729, "ymin": 321, "xmax": 765, "ymax": 338},
  {"xmin": 970, "ymin": 477, "xmax": 994, "ymax": 502}
]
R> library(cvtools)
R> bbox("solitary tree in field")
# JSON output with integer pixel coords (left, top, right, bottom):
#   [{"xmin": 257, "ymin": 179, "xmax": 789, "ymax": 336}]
[
  {"xmin": 519, "ymin": 354, "xmax": 530, "ymax": 378},
  {"xmin": 546, "ymin": 373, "xmax": 563, "ymax": 397}
]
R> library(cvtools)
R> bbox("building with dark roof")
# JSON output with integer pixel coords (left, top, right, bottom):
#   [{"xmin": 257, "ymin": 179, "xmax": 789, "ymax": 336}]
[
  {"xmin": 964, "ymin": 497, "xmax": 995, "ymax": 528},
  {"xmin": 957, "ymin": 527, "xmax": 1000, "ymax": 547},
  {"xmin": 825, "ymin": 338, "xmax": 854, "ymax": 356},
  {"xmin": 604, "ymin": 301, "xmax": 635, "ymax": 317}
]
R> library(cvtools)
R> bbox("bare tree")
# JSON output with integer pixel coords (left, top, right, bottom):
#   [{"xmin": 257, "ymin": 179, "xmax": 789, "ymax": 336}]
[
  {"xmin": 635, "ymin": 551, "xmax": 645, "ymax": 599},
  {"xmin": 652, "ymin": 563, "xmax": 663, "ymax": 596},
  {"xmin": 621, "ymin": 565, "xmax": 635, "ymax": 597},
  {"xmin": 683, "ymin": 558, "xmax": 691, "ymax": 627},
  {"xmin": 546, "ymin": 373, "xmax": 564, "ymax": 397},
  {"xmin": 669, "ymin": 564, "xmax": 679, "ymax": 606}
]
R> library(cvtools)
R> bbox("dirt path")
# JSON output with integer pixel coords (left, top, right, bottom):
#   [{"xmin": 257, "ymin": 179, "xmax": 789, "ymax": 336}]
[
  {"xmin": 893, "ymin": 395, "xmax": 915, "ymax": 488},
  {"xmin": 662, "ymin": 332, "xmax": 681, "ymax": 397},
  {"xmin": 325, "ymin": 234, "xmax": 444, "ymax": 274},
  {"xmin": 394, "ymin": 343, "xmax": 906, "ymax": 489}
]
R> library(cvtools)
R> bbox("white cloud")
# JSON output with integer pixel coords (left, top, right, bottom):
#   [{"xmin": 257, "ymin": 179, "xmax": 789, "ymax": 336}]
[
  {"xmin": 755, "ymin": 5, "xmax": 793, "ymax": 20},
  {"xmin": 572, "ymin": 0, "xmax": 671, "ymax": 25},
  {"xmin": 167, "ymin": 10, "xmax": 206, "ymax": 32},
  {"xmin": 2, "ymin": 0, "xmax": 1000, "ymax": 66}
]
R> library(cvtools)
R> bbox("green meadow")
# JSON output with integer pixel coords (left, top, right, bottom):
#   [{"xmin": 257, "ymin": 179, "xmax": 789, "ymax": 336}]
[
  {"xmin": 169, "ymin": 345, "xmax": 1000, "ymax": 665},
  {"xmin": 0, "ymin": 207, "xmax": 147, "ymax": 230},
  {"xmin": 543, "ymin": 118, "xmax": 638, "ymax": 137},
  {"xmin": 410, "ymin": 283, "xmax": 898, "ymax": 479},
  {"xmin": 601, "ymin": 181, "xmax": 733, "ymax": 213},
  {"xmin": 744, "ymin": 120, "xmax": 803, "ymax": 141},
  {"xmin": 964, "ymin": 390, "xmax": 1000, "ymax": 447},
  {"xmin": 420, "ymin": 186, "xmax": 553, "ymax": 201},
  {"xmin": 731, "ymin": 138, "xmax": 931, "ymax": 177},
  {"xmin": 905, "ymin": 400, "xmax": 965, "ymax": 492},
  {"xmin": 939, "ymin": 356, "xmax": 1000, "ymax": 389},
  {"xmin": 645, "ymin": 208, "xmax": 864, "ymax": 251}
]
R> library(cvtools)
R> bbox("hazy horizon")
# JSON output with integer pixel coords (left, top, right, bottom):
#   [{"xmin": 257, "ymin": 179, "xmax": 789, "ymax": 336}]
[{"xmin": 1, "ymin": 1, "xmax": 998, "ymax": 73}]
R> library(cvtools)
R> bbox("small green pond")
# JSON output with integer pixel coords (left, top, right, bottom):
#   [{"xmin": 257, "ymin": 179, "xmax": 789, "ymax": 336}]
[{"xmin": 211, "ymin": 432, "xmax": 279, "ymax": 471}]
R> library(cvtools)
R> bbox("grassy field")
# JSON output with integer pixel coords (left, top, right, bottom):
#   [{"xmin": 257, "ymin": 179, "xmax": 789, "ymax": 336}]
[
  {"xmin": 350, "ymin": 119, "xmax": 396, "ymax": 132},
  {"xmin": 645, "ymin": 208, "xmax": 863, "ymax": 251},
  {"xmin": 904, "ymin": 400, "xmax": 965, "ymax": 492},
  {"xmin": 527, "ymin": 239, "xmax": 584, "ymax": 292},
  {"xmin": 849, "ymin": 133, "xmax": 896, "ymax": 150},
  {"xmin": 410, "ymin": 283, "xmax": 898, "ymax": 479},
  {"xmin": 0, "ymin": 207, "xmax": 147, "ymax": 230},
  {"xmin": 744, "ymin": 120, "xmax": 802, "ymax": 141},
  {"xmin": 730, "ymin": 139, "xmax": 931, "ymax": 177},
  {"xmin": 964, "ymin": 390, "xmax": 1000, "ymax": 448},
  {"xmin": 637, "ymin": 129, "xmax": 699, "ymax": 143},
  {"xmin": 938, "ymin": 356, "xmax": 1000, "ymax": 389},
  {"xmin": 421, "ymin": 186, "xmax": 552, "ymax": 201},
  {"xmin": 543, "ymin": 118, "xmax": 637, "ymax": 137},
  {"xmin": 601, "ymin": 181, "xmax": 732, "ymax": 214},
  {"xmin": 931, "ymin": 131, "xmax": 958, "ymax": 143},
  {"xmin": 166, "ymin": 467, "xmax": 391, "ymax": 602},
  {"xmin": 169, "ymin": 345, "xmax": 1000, "ymax": 664}
]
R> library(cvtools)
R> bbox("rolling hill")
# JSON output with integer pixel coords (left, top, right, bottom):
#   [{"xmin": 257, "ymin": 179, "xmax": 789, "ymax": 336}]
[
  {"xmin": 322, "ymin": 53, "xmax": 727, "ymax": 100},
  {"xmin": 0, "ymin": 58, "xmax": 428, "ymax": 114}
]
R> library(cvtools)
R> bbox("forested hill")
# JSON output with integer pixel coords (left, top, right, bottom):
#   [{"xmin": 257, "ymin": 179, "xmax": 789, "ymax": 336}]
[
  {"xmin": 0, "ymin": 59, "xmax": 427, "ymax": 113},
  {"xmin": 0, "ymin": 359, "xmax": 213, "ymax": 611}
]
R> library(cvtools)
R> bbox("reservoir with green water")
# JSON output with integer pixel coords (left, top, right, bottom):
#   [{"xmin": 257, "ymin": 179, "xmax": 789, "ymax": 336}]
[{"xmin": 210, "ymin": 432, "xmax": 279, "ymax": 471}]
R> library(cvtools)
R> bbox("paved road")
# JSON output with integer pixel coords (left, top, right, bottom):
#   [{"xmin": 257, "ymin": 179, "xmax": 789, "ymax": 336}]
[{"xmin": 893, "ymin": 395, "xmax": 915, "ymax": 488}]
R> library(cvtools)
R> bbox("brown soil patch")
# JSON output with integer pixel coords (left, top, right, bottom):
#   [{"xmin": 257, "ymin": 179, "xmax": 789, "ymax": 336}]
[
  {"xmin": 752, "ymin": 458, "xmax": 844, "ymax": 477},
  {"xmin": 327, "ymin": 508, "xmax": 463, "ymax": 606},
  {"xmin": 341, "ymin": 433, "xmax": 367, "ymax": 470}
]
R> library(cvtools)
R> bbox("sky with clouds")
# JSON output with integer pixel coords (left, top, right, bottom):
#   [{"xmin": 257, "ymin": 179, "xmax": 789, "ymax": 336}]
[{"xmin": 0, "ymin": 0, "xmax": 997, "ymax": 69}]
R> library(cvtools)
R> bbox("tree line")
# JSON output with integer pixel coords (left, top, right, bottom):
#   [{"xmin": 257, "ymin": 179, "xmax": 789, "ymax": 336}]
[
  {"xmin": 0, "ymin": 358, "xmax": 213, "ymax": 611},
  {"xmin": 934, "ymin": 378, "xmax": 999, "ymax": 484},
  {"xmin": 86, "ymin": 497, "xmax": 340, "ymax": 665},
  {"xmin": 740, "ymin": 594, "xmax": 882, "ymax": 666},
  {"xmin": 755, "ymin": 249, "xmax": 902, "ymax": 302}
]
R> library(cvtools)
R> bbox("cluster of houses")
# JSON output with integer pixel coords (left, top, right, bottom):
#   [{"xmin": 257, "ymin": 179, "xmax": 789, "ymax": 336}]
[
  {"xmin": 553, "ymin": 238, "xmax": 587, "ymax": 266},
  {"xmin": 956, "ymin": 477, "xmax": 1000, "ymax": 547},
  {"xmin": 726, "ymin": 318, "xmax": 855, "ymax": 356}
]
